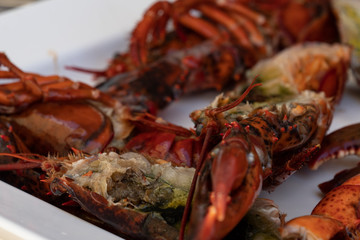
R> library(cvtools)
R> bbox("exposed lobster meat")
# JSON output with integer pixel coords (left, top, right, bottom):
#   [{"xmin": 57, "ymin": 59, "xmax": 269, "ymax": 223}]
[
  {"xmin": 4, "ymin": 151, "xmax": 195, "ymax": 240},
  {"xmin": 0, "ymin": 53, "xmax": 133, "ymax": 156}
]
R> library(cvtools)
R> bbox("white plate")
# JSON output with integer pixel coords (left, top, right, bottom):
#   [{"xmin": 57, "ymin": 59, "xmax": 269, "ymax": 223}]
[{"xmin": 1, "ymin": 0, "xmax": 360, "ymax": 239}]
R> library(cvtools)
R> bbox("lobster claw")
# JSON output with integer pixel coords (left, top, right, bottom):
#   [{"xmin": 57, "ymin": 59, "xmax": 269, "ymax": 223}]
[
  {"xmin": 0, "ymin": 119, "xmax": 29, "ymax": 157},
  {"xmin": 280, "ymin": 215, "xmax": 349, "ymax": 240},
  {"xmin": 281, "ymin": 173, "xmax": 360, "ymax": 239},
  {"xmin": 309, "ymin": 123, "xmax": 360, "ymax": 170},
  {"xmin": 311, "ymin": 174, "xmax": 360, "ymax": 237},
  {"xmin": 187, "ymin": 136, "xmax": 262, "ymax": 239}
]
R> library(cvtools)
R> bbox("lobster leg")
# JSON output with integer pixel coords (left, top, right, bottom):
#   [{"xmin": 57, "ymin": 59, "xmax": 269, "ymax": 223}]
[
  {"xmin": 130, "ymin": 1, "xmax": 172, "ymax": 65},
  {"xmin": 176, "ymin": 14, "xmax": 221, "ymax": 42},
  {"xmin": 195, "ymin": 4, "xmax": 253, "ymax": 49},
  {"xmin": 0, "ymin": 119, "xmax": 29, "ymax": 156},
  {"xmin": 0, "ymin": 52, "xmax": 117, "ymax": 114}
]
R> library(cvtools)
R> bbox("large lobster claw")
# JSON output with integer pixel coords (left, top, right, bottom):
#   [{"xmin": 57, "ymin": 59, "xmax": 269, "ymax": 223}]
[
  {"xmin": 281, "ymin": 173, "xmax": 360, "ymax": 239},
  {"xmin": 187, "ymin": 135, "xmax": 262, "ymax": 239},
  {"xmin": 309, "ymin": 123, "xmax": 360, "ymax": 170},
  {"xmin": 281, "ymin": 215, "xmax": 349, "ymax": 239}
]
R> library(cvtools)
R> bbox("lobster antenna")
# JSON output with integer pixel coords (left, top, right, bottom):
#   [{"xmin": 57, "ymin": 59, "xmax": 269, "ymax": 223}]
[
  {"xmin": 0, "ymin": 153, "xmax": 43, "ymax": 171},
  {"xmin": 179, "ymin": 77, "xmax": 261, "ymax": 239},
  {"xmin": 207, "ymin": 76, "xmax": 261, "ymax": 116},
  {"xmin": 0, "ymin": 153, "xmax": 44, "ymax": 163},
  {"xmin": 0, "ymin": 162, "xmax": 42, "ymax": 171},
  {"xmin": 65, "ymin": 65, "xmax": 107, "ymax": 77},
  {"xmin": 133, "ymin": 113, "xmax": 194, "ymax": 137}
]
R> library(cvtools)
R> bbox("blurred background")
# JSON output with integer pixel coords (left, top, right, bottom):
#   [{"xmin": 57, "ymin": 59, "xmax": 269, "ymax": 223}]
[{"xmin": 0, "ymin": 0, "xmax": 39, "ymax": 12}]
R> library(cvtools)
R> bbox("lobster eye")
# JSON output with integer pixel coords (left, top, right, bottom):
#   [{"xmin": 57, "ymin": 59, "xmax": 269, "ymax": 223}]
[{"xmin": 195, "ymin": 124, "xmax": 203, "ymax": 136}]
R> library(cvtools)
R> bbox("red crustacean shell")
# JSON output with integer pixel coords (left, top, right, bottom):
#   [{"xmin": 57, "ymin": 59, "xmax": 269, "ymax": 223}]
[
  {"xmin": 8, "ymin": 102, "xmax": 114, "ymax": 156},
  {"xmin": 52, "ymin": 178, "xmax": 180, "ymax": 240},
  {"xmin": 281, "ymin": 172, "xmax": 360, "ymax": 239}
]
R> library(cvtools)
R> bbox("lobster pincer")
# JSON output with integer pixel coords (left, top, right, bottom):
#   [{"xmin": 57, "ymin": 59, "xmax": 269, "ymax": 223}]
[
  {"xmin": 281, "ymin": 168, "xmax": 360, "ymax": 239},
  {"xmin": 187, "ymin": 128, "xmax": 263, "ymax": 239}
]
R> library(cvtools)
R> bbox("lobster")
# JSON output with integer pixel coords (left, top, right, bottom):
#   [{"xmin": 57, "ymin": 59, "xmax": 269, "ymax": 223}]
[
  {"xmin": 177, "ymin": 42, "xmax": 349, "ymax": 239},
  {"xmin": 0, "ymin": 42, "xmax": 351, "ymax": 240},
  {"xmin": 94, "ymin": 39, "xmax": 245, "ymax": 115},
  {"xmin": 0, "ymin": 52, "xmax": 135, "ymax": 157},
  {"xmin": 0, "ymin": 1, "xmax": 355, "ymax": 240},
  {"xmin": 279, "ymin": 123, "xmax": 360, "ymax": 239},
  {"xmin": 69, "ymin": 0, "xmax": 340, "ymax": 116},
  {"xmin": 124, "ymin": 0, "xmax": 339, "ymax": 66},
  {"xmin": 0, "ymin": 51, "xmax": 201, "ymax": 238}
]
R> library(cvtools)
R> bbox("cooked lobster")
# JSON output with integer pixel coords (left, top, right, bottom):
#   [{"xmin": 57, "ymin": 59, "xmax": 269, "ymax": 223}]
[
  {"xmin": 0, "ymin": 42, "xmax": 352, "ymax": 240},
  {"xmin": 280, "ymin": 123, "xmax": 360, "ymax": 239},
  {"xmin": 70, "ymin": 0, "xmax": 340, "ymax": 116},
  {"xmin": 0, "ymin": 0, "xmax": 357, "ymax": 239}
]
